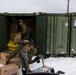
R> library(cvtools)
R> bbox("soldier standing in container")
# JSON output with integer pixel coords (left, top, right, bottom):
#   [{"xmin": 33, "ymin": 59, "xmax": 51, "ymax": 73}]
[{"xmin": 18, "ymin": 19, "xmax": 30, "ymax": 40}]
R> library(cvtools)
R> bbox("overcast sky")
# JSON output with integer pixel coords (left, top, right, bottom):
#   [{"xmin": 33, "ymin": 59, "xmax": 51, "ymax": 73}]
[{"xmin": 0, "ymin": 0, "xmax": 76, "ymax": 13}]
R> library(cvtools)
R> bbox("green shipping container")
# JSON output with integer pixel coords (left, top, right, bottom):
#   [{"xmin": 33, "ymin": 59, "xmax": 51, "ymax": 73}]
[
  {"xmin": 0, "ymin": 13, "xmax": 47, "ymax": 57},
  {"xmin": 0, "ymin": 13, "xmax": 37, "ymax": 51}
]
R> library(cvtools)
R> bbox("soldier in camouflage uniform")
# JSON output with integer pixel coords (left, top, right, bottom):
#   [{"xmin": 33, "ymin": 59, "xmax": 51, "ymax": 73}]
[
  {"xmin": 18, "ymin": 19, "xmax": 30, "ymax": 40},
  {"xmin": 6, "ymin": 40, "xmax": 37, "ymax": 63},
  {"xmin": 23, "ymin": 40, "xmax": 37, "ymax": 61}
]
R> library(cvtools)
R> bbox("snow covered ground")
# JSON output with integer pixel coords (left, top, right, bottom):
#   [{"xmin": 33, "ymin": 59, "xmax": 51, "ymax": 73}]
[
  {"xmin": 30, "ymin": 57, "xmax": 76, "ymax": 75},
  {"xmin": 1, "ymin": 57, "xmax": 76, "ymax": 75}
]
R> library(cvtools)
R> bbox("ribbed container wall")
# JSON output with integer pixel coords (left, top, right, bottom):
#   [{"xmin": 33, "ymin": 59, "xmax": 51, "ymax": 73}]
[
  {"xmin": 55, "ymin": 15, "xmax": 69, "ymax": 55},
  {"xmin": 46, "ymin": 15, "xmax": 54, "ymax": 56}
]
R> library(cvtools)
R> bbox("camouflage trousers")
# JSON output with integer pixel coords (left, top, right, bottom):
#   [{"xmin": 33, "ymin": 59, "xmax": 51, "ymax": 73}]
[{"xmin": 27, "ymin": 47, "xmax": 37, "ymax": 61}]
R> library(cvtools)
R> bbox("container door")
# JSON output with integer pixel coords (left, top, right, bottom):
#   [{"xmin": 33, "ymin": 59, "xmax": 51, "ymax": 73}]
[
  {"xmin": 36, "ymin": 15, "xmax": 47, "ymax": 57},
  {"xmin": 46, "ymin": 15, "xmax": 54, "ymax": 56},
  {"xmin": 70, "ymin": 17, "xmax": 76, "ymax": 55},
  {"xmin": 55, "ymin": 16, "xmax": 69, "ymax": 55},
  {"xmin": 0, "ymin": 15, "xmax": 9, "ymax": 51}
]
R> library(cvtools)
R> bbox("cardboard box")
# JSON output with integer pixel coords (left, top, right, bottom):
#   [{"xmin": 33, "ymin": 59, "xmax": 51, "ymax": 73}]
[
  {"xmin": 9, "ymin": 58, "xmax": 21, "ymax": 69},
  {"xmin": 0, "ymin": 52, "xmax": 10, "ymax": 65},
  {"xmin": 0, "ymin": 64, "xmax": 19, "ymax": 75},
  {"xmin": 0, "ymin": 52, "xmax": 20, "ymax": 66}
]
